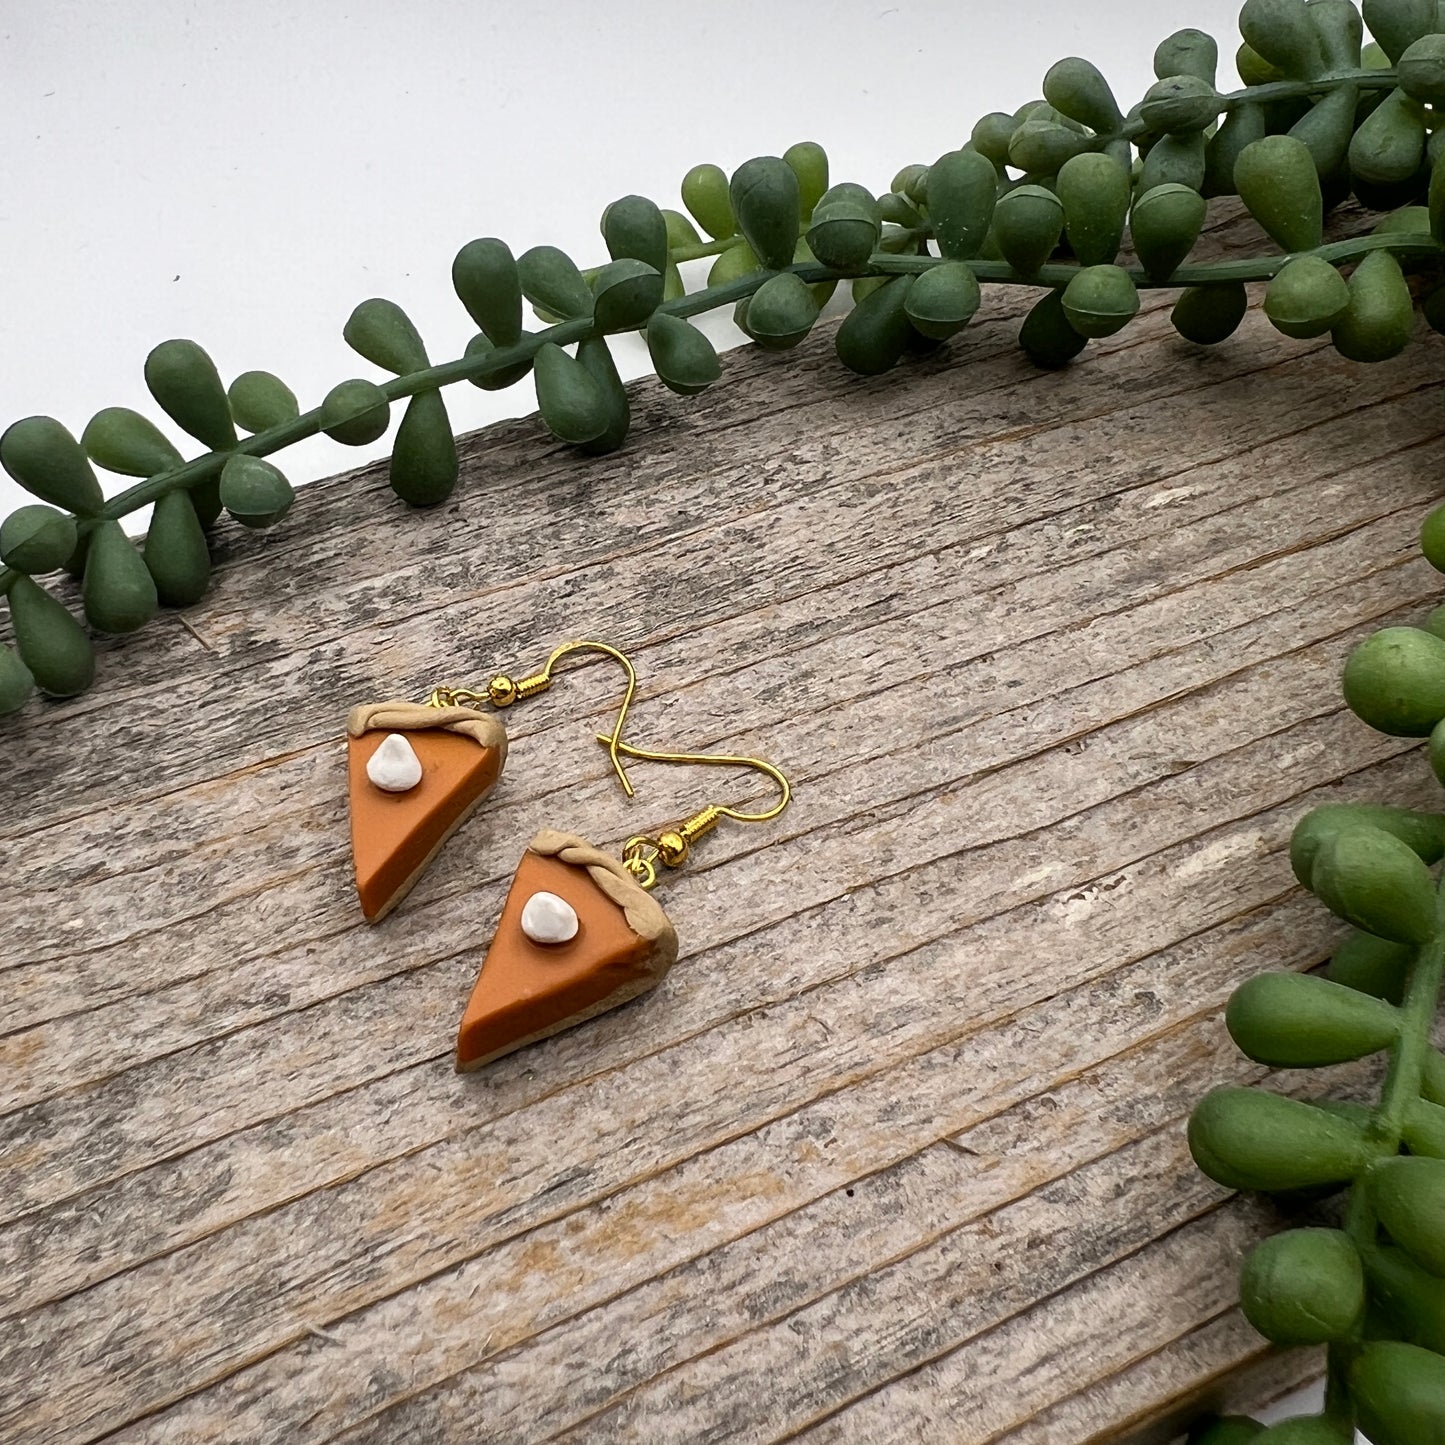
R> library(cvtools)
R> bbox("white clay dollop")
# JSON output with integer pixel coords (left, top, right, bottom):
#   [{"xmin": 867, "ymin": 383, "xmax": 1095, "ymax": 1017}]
[
  {"xmin": 520, "ymin": 890, "xmax": 579, "ymax": 944},
  {"xmin": 366, "ymin": 732, "xmax": 423, "ymax": 793}
]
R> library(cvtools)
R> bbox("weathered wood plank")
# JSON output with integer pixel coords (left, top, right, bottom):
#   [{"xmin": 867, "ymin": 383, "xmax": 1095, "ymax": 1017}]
[{"xmin": 3, "ymin": 199, "xmax": 1442, "ymax": 1441}]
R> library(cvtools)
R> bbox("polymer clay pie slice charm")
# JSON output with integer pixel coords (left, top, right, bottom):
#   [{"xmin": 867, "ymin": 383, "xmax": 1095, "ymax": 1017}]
[
  {"xmin": 455, "ymin": 828, "xmax": 679, "ymax": 1071},
  {"xmin": 347, "ymin": 700, "xmax": 508, "ymax": 923}
]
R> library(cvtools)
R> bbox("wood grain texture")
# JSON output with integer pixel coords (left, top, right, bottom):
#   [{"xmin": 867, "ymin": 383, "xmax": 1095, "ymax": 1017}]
[{"xmin": 3, "ymin": 201, "xmax": 1442, "ymax": 1443}]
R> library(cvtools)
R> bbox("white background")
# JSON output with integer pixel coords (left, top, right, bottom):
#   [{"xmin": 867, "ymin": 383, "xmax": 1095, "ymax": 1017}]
[{"xmin": 0, "ymin": 0, "xmax": 1359, "ymax": 1433}]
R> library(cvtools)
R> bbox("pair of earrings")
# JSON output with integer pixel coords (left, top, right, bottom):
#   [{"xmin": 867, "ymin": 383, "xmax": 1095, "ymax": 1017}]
[{"xmin": 344, "ymin": 640, "xmax": 792, "ymax": 1071}]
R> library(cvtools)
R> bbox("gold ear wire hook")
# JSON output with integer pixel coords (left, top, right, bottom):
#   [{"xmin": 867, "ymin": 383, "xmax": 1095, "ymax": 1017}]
[
  {"xmin": 484, "ymin": 640, "xmax": 640, "ymax": 797},
  {"xmin": 594, "ymin": 736, "xmax": 792, "ymax": 884}
]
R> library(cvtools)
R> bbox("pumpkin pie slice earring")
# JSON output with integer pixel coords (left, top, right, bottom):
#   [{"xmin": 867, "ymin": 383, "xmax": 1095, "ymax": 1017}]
[
  {"xmin": 456, "ymin": 738, "xmax": 792, "ymax": 1071},
  {"xmin": 347, "ymin": 640, "xmax": 639, "ymax": 923}
]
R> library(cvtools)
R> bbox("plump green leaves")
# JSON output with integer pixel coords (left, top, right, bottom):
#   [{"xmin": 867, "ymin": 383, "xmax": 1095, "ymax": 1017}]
[
  {"xmin": 143, "ymin": 490, "xmax": 211, "ymax": 607},
  {"xmin": 1290, "ymin": 802, "xmax": 1445, "ymax": 884},
  {"xmin": 228, "ymin": 370, "xmax": 299, "ymax": 433},
  {"xmin": 573, "ymin": 336, "xmax": 629, "ymax": 456},
  {"xmin": 1289, "ymin": 84, "xmax": 1360, "ymax": 177},
  {"xmin": 1361, "ymin": 0, "xmax": 1437, "ymax": 64},
  {"xmin": 82, "ymin": 519, "xmax": 158, "ymax": 633},
  {"xmin": 518, "ymin": 246, "xmax": 594, "ymax": 322},
  {"xmin": 6, "ymin": 575, "xmax": 94, "ymax": 696},
  {"xmin": 81, "ymin": 408, "xmax": 184, "ymax": 479},
  {"xmin": 452, "ymin": 238, "xmax": 523, "ymax": 347},
  {"xmin": 1307, "ymin": 824, "xmax": 1438, "ymax": 945},
  {"xmin": 1057, "ymin": 153, "xmax": 1129, "ymax": 268},
  {"xmin": 389, "ymin": 391, "xmax": 458, "ymax": 504},
  {"xmin": 1203, "ymin": 102, "xmax": 1268, "ymax": 197},
  {"xmin": 1227, "ymin": 972, "xmax": 1400, "ymax": 1066},
  {"xmin": 1370, "ymin": 1157, "xmax": 1445, "ymax": 1275},
  {"xmin": 904, "ymin": 263, "xmax": 981, "ymax": 340},
  {"xmin": 1, "ymin": 417, "xmax": 104, "ymax": 514},
  {"xmin": 1188, "ymin": 1086, "xmax": 1384, "ymax": 1192},
  {"xmin": 344, "ymin": 298, "xmax": 429, "ymax": 375},
  {"xmin": 708, "ymin": 238, "xmax": 762, "ymax": 288},
  {"xmin": 834, "ymin": 275, "xmax": 914, "ymax": 375},
  {"xmin": 646, "ymin": 313, "xmax": 721, "ymax": 395},
  {"xmin": 1332, "ymin": 250, "xmax": 1415, "ymax": 362},
  {"xmin": 463, "ymin": 333, "xmax": 533, "ymax": 392},
  {"xmin": 992, "ymin": 185, "xmax": 1064, "ymax": 277},
  {"xmin": 1061, "ymin": 265, "xmax": 1139, "ymax": 338},
  {"xmin": 1344, "ymin": 626, "xmax": 1445, "ymax": 735},
  {"xmin": 806, "ymin": 183, "xmax": 882, "ymax": 272},
  {"xmin": 1020, "ymin": 289, "xmax": 1090, "ymax": 367},
  {"xmin": 320, "ymin": 379, "xmax": 391, "ymax": 445},
  {"xmin": 743, "ymin": 272, "xmax": 819, "ymax": 350},
  {"xmin": 219, "ymin": 454, "xmax": 295, "ymax": 528},
  {"xmin": 591, "ymin": 259, "xmax": 664, "ymax": 332},
  {"xmin": 783, "ymin": 142, "xmax": 829, "ymax": 221},
  {"xmin": 1140, "ymin": 74, "xmax": 1222, "ymax": 134},
  {"xmin": 1327, "ymin": 929, "xmax": 1413, "ymax": 1004},
  {"xmin": 603, "ymin": 195, "xmax": 669, "ymax": 274},
  {"xmin": 926, "ymin": 151, "xmax": 996, "ymax": 263},
  {"xmin": 729, "ymin": 157, "xmax": 801, "ymax": 272},
  {"xmin": 1155, "ymin": 28, "xmax": 1219, "ymax": 83},
  {"xmin": 1172, "ymin": 283, "xmax": 1249, "ymax": 343},
  {"xmin": 681, "ymin": 163, "xmax": 736, "ymax": 241},
  {"xmin": 0, "ymin": 644, "xmax": 33, "ymax": 715},
  {"xmin": 1007, "ymin": 111, "xmax": 1092, "ymax": 174},
  {"xmin": 1042, "ymin": 57, "xmax": 1123, "ymax": 132},
  {"xmin": 1234, "ymin": 135, "xmax": 1323, "ymax": 251},
  {"xmin": 1350, "ymin": 1341, "xmax": 1445, "ymax": 1445},
  {"xmin": 1400, "ymin": 33, "xmax": 1445, "ymax": 102},
  {"xmin": 1240, "ymin": 1228, "xmax": 1365, "ymax": 1344},
  {"xmin": 1131, "ymin": 184, "xmax": 1207, "ymax": 280},
  {"xmin": 1350, "ymin": 86, "xmax": 1428, "ymax": 187},
  {"xmin": 144, "ymin": 339, "xmax": 236, "ymax": 451},
  {"xmin": 1265, "ymin": 256, "xmax": 1350, "ymax": 339},
  {"xmin": 0, "ymin": 505, "xmax": 77, "ymax": 574},
  {"xmin": 1239, "ymin": 0, "xmax": 1325, "ymax": 79},
  {"xmin": 533, "ymin": 342, "xmax": 610, "ymax": 445}
]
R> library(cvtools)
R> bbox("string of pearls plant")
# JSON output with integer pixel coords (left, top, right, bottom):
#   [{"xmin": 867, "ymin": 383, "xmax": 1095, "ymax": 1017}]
[{"xmin": 8, "ymin": 1, "xmax": 1445, "ymax": 1438}]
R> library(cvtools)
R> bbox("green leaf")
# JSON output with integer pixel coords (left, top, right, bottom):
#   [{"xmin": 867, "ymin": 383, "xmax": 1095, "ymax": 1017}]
[
  {"xmin": 729, "ymin": 156, "xmax": 801, "ymax": 272},
  {"xmin": 1234, "ymin": 135, "xmax": 1323, "ymax": 251},
  {"xmin": 1326, "ymin": 930, "xmax": 1413, "ymax": 1004},
  {"xmin": 991, "ymin": 185, "xmax": 1064, "ymax": 278},
  {"xmin": 81, "ymin": 407, "xmax": 185, "ymax": 478},
  {"xmin": 646, "ymin": 313, "xmax": 720, "ymax": 396},
  {"xmin": 462, "ymin": 332, "xmax": 533, "ymax": 391},
  {"xmin": 1139, "ymin": 132, "xmax": 1207, "ymax": 193},
  {"xmin": 708, "ymin": 239, "xmax": 762, "ymax": 288},
  {"xmin": 904, "ymin": 262, "xmax": 981, "ymax": 340},
  {"xmin": 1350, "ymin": 86, "xmax": 1428, "ymax": 187},
  {"xmin": 573, "ymin": 337, "xmax": 629, "ymax": 456},
  {"xmin": 144, "ymin": 338, "xmax": 237, "ymax": 450},
  {"xmin": 926, "ymin": 150, "xmax": 997, "ymax": 262},
  {"xmin": 602, "ymin": 195, "xmax": 669, "ymax": 274},
  {"xmin": 1139, "ymin": 75, "xmax": 1221, "ymax": 134},
  {"xmin": 806, "ymin": 183, "xmax": 881, "ymax": 273},
  {"xmin": 452, "ymin": 238, "xmax": 523, "ymax": 347},
  {"xmin": 834, "ymin": 275, "xmax": 914, "ymax": 376},
  {"xmin": 1154, "ymin": 28, "xmax": 1219, "ymax": 83},
  {"xmin": 1188, "ymin": 1086, "xmax": 1384, "ymax": 1192},
  {"xmin": 1042, "ymin": 56, "xmax": 1123, "ymax": 132},
  {"xmin": 1264, "ymin": 256, "xmax": 1350, "ymax": 339},
  {"xmin": 1020, "ymin": 289, "xmax": 1090, "ymax": 367},
  {"xmin": 1131, "ymin": 184, "xmax": 1207, "ymax": 280},
  {"xmin": 970, "ymin": 113, "xmax": 1017, "ymax": 169},
  {"xmin": 7, "ymin": 575, "xmax": 94, "ymax": 696},
  {"xmin": 1343, "ymin": 626, "xmax": 1445, "ymax": 735},
  {"xmin": 1227, "ymin": 972, "xmax": 1400, "ymax": 1066},
  {"xmin": 1171, "ymin": 283, "xmax": 1249, "ymax": 343},
  {"xmin": 1057, "ymin": 152, "xmax": 1130, "ymax": 268},
  {"xmin": 1361, "ymin": 0, "xmax": 1437, "ymax": 63},
  {"xmin": 1308, "ymin": 824, "xmax": 1438, "ymax": 945},
  {"xmin": 389, "ymin": 390, "xmax": 458, "ymax": 505},
  {"xmin": 1350, "ymin": 1341, "xmax": 1445, "ymax": 1445},
  {"xmin": 320, "ymin": 379, "xmax": 391, "ymax": 445},
  {"xmin": 1239, "ymin": 0, "xmax": 1325, "ymax": 78},
  {"xmin": 533, "ymin": 342, "xmax": 609, "ymax": 445},
  {"xmin": 743, "ymin": 272, "xmax": 819, "ymax": 350},
  {"xmin": 1332, "ymin": 249, "xmax": 1415, "ymax": 362},
  {"xmin": 1290, "ymin": 802, "xmax": 1445, "ymax": 884},
  {"xmin": 1202, "ymin": 101, "xmax": 1267, "ymax": 197},
  {"xmin": 1289, "ymin": 83, "xmax": 1359, "ymax": 176},
  {"xmin": 82, "ymin": 519, "xmax": 158, "ymax": 632},
  {"xmin": 344, "ymin": 298, "xmax": 429, "ymax": 375},
  {"xmin": 517, "ymin": 245, "xmax": 594, "ymax": 322},
  {"xmin": 219, "ymin": 454, "xmax": 295, "ymax": 528},
  {"xmin": 591, "ymin": 259, "xmax": 664, "ymax": 332},
  {"xmin": 143, "ymin": 490, "xmax": 212, "ymax": 607},
  {"xmin": 661, "ymin": 208, "xmax": 701, "ymax": 249},
  {"xmin": 228, "ymin": 370, "xmax": 299, "ymax": 433},
  {"xmin": 0, "ymin": 643, "xmax": 33, "ymax": 715},
  {"xmin": 680, "ymin": 162, "xmax": 736, "ymax": 240},
  {"xmin": 1400, "ymin": 33, "xmax": 1445, "ymax": 102},
  {"xmin": 0, "ymin": 505, "xmax": 78, "ymax": 574},
  {"xmin": 1369, "ymin": 1157, "xmax": 1445, "ymax": 1275},
  {"xmin": 784, "ymin": 141, "xmax": 829, "ymax": 220},
  {"xmin": 1240, "ymin": 1228, "xmax": 1365, "ymax": 1344},
  {"xmin": 0, "ymin": 417, "xmax": 104, "ymax": 514},
  {"xmin": 1061, "ymin": 265, "xmax": 1139, "ymax": 338}
]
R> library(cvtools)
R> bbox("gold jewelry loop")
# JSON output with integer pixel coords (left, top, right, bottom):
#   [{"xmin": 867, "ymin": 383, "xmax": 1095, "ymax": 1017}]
[
  {"xmin": 601, "ymin": 736, "xmax": 792, "ymax": 881},
  {"xmin": 482, "ymin": 639, "xmax": 639, "ymax": 797}
]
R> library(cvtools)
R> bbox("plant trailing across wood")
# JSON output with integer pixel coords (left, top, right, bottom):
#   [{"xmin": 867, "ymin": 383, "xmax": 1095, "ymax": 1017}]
[{"xmin": 7, "ymin": 1, "xmax": 1445, "ymax": 1437}]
